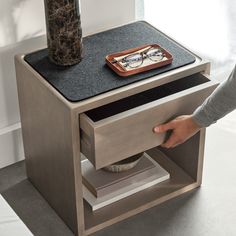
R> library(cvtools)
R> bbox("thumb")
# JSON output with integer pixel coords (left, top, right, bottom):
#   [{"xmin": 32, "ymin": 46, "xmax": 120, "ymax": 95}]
[{"xmin": 153, "ymin": 121, "xmax": 174, "ymax": 133}]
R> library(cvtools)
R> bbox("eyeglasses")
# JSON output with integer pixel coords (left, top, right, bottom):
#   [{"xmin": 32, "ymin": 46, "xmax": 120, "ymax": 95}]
[{"xmin": 112, "ymin": 47, "xmax": 165, "ymax": 69}]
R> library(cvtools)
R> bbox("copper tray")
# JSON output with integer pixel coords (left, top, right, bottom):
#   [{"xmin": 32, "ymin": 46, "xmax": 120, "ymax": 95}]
[{"xmin": 105, "ymin": 44, "xmax": 173, "ymax": 77}]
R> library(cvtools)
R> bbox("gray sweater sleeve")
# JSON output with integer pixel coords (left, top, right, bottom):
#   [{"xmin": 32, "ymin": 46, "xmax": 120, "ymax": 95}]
[{"xmin": 192, "ymin": 65, "xmax": 236, "ymax": 127}]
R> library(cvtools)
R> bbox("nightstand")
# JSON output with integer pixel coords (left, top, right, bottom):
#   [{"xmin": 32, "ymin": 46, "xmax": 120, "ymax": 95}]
[{"xmin": 15, "ymin": 21, "xmax": 218, "ymax": 235}]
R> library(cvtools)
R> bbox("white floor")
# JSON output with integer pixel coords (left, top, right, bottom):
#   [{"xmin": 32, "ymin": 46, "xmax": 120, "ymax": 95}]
[{"xmin": 0, "ymin": 195, "xmax": 32, "ymax": 236}]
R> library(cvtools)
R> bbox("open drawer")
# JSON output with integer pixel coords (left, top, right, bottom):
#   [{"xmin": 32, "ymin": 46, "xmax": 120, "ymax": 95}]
[{"xmin": 80, "ymin": 73, "xmax": 218, "ymax": 169}]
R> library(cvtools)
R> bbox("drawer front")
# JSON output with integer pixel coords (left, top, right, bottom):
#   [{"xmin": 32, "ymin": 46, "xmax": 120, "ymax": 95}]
[{"xmin": 80, "ymin": 76, "xmax": 218, "ymax": 169}]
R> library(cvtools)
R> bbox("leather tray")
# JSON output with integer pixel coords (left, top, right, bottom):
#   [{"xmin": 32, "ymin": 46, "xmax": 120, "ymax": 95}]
[{"xmin": 106, "ymin": 44, "xmax": 173, "ymax": 77}]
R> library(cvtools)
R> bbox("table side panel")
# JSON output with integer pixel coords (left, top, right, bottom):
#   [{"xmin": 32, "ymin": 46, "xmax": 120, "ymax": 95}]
[{"xmin": 15, "ymin": 57, "xmax": 85, "ymax": 235}]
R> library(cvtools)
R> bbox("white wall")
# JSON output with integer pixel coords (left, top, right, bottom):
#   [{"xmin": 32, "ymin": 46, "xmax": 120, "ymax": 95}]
[{"xmin": 0, "ymin": 0, "xmax": 137, "ymax": 168}]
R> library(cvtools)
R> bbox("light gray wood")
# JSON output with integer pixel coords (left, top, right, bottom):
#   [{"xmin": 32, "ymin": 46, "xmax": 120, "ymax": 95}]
[
  {"xmin": 15, "ymin": 56, "xmax": 85, "ymax": 236},
  {"xmin": 160, "ymin": 129, "xmax": 206, "ymax": 182},
  {"xmin": 155, "ymin": 129, "xmax": 207, "ymax": 188},
  {"xmin": 80, "ymin": 75, "xmax": 218, "ymax": 170},
  {"xmin": 83, "ymin": 148, "xmax": 197, "ymax": 235},
  {"xmin": 196, "ymin": 128, "xmax": 206, "ymax": 184},
  {"xmin": 15, "ymin": 26, "xmax": 215, "ymax": 235}
]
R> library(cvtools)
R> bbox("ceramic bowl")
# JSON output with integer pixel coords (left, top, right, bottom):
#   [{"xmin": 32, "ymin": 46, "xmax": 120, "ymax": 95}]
[{"xmin": 103, "ymin": 152, "xmax": 144, "ymax": 173}]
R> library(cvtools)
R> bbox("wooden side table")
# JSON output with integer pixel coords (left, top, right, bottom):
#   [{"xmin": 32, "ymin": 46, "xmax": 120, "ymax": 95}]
[{"xmin": 15, "ymin": 23, "xmax": 218, "ymax": 236}]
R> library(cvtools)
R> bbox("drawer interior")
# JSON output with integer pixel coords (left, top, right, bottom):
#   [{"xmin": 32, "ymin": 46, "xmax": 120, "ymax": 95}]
[{"xmin": 85, "ymin": 73, "xmax": 209, "ymax": 122}]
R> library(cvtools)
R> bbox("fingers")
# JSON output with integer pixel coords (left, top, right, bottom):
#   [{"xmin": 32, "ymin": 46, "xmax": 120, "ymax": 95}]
[
  {"xmin": 154, "ymin": 121, "xmax": 178, "ymax": 148},
  {"xmin": 153, "ymin": 121, "xmax": 175, "ymax": 133},
  {"xmin": 161, "ymin": 132, "xmax": 180, "ymax": 148},
  {"xmin": 154, "ymin": 115, "xmax": 199, "ymax": 148}
]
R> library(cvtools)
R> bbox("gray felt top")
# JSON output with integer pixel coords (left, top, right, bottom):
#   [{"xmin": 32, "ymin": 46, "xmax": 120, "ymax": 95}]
[{"xmin": 24, "ymin": 21, "xmax": 196, "ymax": 102}]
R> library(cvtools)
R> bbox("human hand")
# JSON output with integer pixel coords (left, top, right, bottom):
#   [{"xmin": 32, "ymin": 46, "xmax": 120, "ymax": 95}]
[{"xmin": 153, "ymin": 115, "xmax": 201, "ymax": 148}]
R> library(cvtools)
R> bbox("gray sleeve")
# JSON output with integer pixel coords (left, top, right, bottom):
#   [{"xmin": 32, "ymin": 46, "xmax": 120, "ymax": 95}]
[{"xmin": 192, "ymin": 65, "xmax": 236, "ymax": 127}]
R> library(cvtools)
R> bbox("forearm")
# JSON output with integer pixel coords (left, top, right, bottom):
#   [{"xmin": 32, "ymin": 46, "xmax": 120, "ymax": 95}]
[{"xmin": 192, "ymin": 65, "xmax": 236, "ymax": 127}]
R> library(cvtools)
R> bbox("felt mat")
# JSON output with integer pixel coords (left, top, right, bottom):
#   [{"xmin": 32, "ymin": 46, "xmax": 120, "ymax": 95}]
[{"xmin": 24, "ymin": 21, "xmax": 196, "ymax": 102}]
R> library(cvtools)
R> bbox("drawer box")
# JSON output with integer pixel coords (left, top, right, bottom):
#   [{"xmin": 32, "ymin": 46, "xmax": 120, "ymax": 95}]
[{"xmin": 80, "ymin": 73, "xmax": 218, "ymax": 169}]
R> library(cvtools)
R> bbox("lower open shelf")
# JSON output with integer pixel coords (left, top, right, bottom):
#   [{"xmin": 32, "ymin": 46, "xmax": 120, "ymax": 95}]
[{"xmin": 83, "ymin": 147, "xmax": 198, "ymax": 235}]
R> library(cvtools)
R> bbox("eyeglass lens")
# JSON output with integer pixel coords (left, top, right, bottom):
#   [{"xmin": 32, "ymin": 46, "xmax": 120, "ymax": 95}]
[
  {"xmin": 122, "ymin": 47, "xmax": 164, "ymax": 68},
  {"xmin": 146, "ymin": 48, "xmax": 164, "ymax": 61},
  {"xmin": 122, "ymin": 53, "xmax": 143, "ymax": 68}
]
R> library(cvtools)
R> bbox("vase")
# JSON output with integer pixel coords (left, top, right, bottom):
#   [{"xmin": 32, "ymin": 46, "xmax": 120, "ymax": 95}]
[{"xmin": 44, "ymin": 0, "xmax": 83, "ymax": 66}]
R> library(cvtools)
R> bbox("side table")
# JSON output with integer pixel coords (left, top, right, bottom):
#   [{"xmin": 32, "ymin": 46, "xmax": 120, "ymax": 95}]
[{"xmin": 15, "ymin": 22, "xmax": 218, "ymax": 235}]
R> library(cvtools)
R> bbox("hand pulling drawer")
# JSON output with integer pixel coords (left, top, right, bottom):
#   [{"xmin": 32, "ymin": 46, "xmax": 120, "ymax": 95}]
[{"xmin": 80, "ymin": 73, "xmax": 218, "ymax": 169}]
